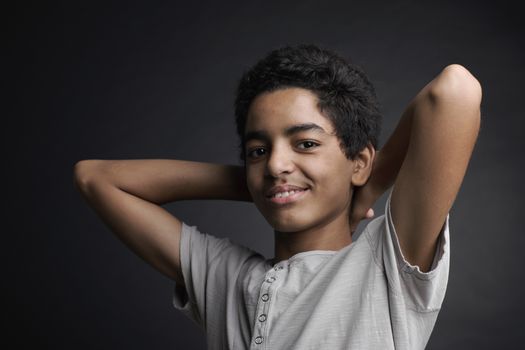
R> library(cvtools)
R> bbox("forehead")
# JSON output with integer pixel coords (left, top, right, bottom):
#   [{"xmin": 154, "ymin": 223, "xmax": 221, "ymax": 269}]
[{"xmin": 245, "ymin": 87, "xmax": 336, "ymax": 141}]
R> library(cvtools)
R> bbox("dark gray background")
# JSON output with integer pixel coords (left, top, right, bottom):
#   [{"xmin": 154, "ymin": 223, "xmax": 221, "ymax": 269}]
[{"xmin": 10, "ymin": 0, "xmax": 524, "ymax": 348}]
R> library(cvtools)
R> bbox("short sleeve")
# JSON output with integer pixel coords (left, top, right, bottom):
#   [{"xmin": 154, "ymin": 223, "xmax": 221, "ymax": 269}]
[
  {"xmin": 171, "ymin": 221, "xmax": 258, "ymax": 329},
  {"xmin": 383, "ymin": 189, "xmax": 450, "ymax": 312}
]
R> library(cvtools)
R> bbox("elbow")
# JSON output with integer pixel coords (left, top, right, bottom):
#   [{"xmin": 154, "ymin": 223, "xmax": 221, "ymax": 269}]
[
  {"xmin": 73, "ymin": 160, "xmax": 106, "ymax": 190},
  {"xmin": 429, "ymin": 64, "xmax": 482, "ymax": 110}
]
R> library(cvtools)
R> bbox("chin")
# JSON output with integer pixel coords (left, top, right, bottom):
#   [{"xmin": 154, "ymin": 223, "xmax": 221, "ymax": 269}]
[
  {"xmin": 255, "ymin": 200, "xmax": 316, "ymax": 232},
  {"xmin": 266, "ymin": 216, "xmax": 311, "ymax": 233}
]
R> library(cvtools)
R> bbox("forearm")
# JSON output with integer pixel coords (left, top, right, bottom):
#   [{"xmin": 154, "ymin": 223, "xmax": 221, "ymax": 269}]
[
  {"xmin": 368, "ymin": 95, "xmax": 415, "ymax": 194},
  {"xmin": 74, "ymin": 159, "xmax": 252, "ymax": 205}
]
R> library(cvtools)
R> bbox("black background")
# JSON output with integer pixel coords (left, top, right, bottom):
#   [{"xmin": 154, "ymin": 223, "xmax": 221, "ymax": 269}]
[{"xmin": 9, "ymin": 0, "xmax": 524, "ymax": 348}]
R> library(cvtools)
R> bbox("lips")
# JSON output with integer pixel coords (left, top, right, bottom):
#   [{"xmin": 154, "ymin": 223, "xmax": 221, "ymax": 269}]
[
  {"xmin": 265, "ymin": 184, "xmax": 309, "ymax": 198},
  {"xmin": 266, "ymin": 185, "xmax": 309, "ymax": 205}
]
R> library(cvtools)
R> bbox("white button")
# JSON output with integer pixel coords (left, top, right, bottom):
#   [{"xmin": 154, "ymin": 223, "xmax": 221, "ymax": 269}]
[
  {"xmin": 261, "ymin": 293, "xmax": 269, "ymax": 302},
  {"xmin": 254, "ymin": 336, "xmax": 263, "ymax": 344},
  {"xmin": 266, "ymin": 276, "xmax": 276, "ymax": 283},
  {"xmin": 258, "ymin": 314, "xmax": 267, "ymax": 322}
]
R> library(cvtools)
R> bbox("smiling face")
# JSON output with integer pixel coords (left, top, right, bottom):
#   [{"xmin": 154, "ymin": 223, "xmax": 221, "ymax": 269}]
[{"xmin": 244, "ymin": 87, "xmax": 360, "ymax": 233}]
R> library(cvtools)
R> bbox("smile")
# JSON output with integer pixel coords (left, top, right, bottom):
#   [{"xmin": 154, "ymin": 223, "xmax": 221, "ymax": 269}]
[{"xmin": 266, "ymin": 189, "xmax": 309, "ymax": 204}]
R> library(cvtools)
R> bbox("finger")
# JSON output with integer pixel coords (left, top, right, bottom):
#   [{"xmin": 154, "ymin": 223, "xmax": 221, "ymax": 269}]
[{"xmin": 365, "ymin": 208, "xmax": 375, "ymax": 218}]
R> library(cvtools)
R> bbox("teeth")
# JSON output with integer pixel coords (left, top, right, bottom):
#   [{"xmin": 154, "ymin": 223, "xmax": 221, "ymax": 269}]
[{"xmin": 272, "ymin": 189, "xmax": 303, "ymax": 198}]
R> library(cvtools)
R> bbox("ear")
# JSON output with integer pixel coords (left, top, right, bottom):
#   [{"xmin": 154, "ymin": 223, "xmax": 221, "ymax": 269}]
[{"xmin": 350, "ymin": 143, "xmax": 376, "ymax": 186}]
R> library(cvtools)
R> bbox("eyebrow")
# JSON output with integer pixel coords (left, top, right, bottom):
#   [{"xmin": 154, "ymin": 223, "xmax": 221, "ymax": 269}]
[{"xmin": 244, "ymin": 123, "xmax": 330, "ymax": 143}]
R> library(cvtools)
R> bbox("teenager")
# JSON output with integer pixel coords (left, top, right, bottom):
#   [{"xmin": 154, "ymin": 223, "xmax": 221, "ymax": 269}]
[{"xmin": 74, "ymin": 44, "xmax": 481, "ymax": 349}]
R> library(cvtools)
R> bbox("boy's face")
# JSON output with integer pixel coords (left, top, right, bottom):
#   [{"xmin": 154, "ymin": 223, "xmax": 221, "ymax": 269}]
[{"xmin": 244, "ymin": 87, "xmax": 359, "ymax": 233}]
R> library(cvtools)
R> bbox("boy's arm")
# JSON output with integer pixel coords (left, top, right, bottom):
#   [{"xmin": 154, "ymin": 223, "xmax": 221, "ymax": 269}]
[
  {"xmin": 350, "ymin": 64, "xmax": 481, "ymax": 272},
  {"xmin": 73, "ymin": 159, "xmax": 251, "ymax": 287}
]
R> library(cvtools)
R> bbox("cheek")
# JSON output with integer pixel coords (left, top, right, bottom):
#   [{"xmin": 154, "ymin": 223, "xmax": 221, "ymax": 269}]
[{"xmin": 307, "ymin": 163, "xmax": 352, "ymax": 198}]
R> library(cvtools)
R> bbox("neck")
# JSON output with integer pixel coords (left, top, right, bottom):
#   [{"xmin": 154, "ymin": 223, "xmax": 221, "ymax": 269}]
[{"xmin": 271, "ymin": 211, "xmax": 353, "ymax": 265}]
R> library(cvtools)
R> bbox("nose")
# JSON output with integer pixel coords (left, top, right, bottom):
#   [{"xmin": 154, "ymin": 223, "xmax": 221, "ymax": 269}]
[{"xmin": 265, "ymin": 144, "xmax": 295, "ymax": 178}]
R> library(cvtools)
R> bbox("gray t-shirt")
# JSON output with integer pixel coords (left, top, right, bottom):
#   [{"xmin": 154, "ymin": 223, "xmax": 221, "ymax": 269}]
[{"xmin": 172, "ymin": 190, "xmax": 450, "ymax": 350}]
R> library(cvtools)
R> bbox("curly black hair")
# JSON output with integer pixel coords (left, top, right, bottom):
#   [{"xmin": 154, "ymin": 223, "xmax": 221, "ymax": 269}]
[{"xmin": 234, "ymin": 44, "xmax": 382, "ymax": 164}]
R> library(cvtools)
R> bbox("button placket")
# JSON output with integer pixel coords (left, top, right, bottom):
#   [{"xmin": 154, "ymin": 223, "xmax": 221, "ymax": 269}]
[
  {"xmin": 274, "ymin": 265, "xmax": 284, "ymax": 271},
  {"xmin": 266, "ymin": 276, "xmax": 276, "ymax": 283},
  {"xmin": 251, "ymin": 265, "xmax": 286, "ymax": 348}
]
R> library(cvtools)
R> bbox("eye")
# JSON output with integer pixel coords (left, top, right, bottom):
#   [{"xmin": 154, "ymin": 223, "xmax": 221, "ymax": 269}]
[
  {"xmin": 297, "ymin": 140, "xmax": 320, "ymax": 150},
  {"xmin": 246, "ymin": 147, "xmax": 266, "ymax": 159}
]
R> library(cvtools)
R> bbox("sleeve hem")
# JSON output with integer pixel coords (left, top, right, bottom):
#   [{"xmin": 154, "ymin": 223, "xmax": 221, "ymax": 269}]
[
  {"xmin": 386, "ymin": 189, "xmax": 451, "ymax": 281},
  {"xmin": 171, "ymin": 222, "xmax": 197, "ymax": 314}
]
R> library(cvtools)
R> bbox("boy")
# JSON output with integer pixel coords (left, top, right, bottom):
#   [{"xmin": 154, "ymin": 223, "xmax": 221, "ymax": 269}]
[{"xmin": 74, "ymin": 44, "xmax": 481, "ymax": 349}]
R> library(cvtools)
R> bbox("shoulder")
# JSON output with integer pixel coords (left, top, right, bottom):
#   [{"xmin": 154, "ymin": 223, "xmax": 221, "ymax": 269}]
[{"xmin": 181, "ymin": 221, "xmax": 265, "ymax": 266}]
